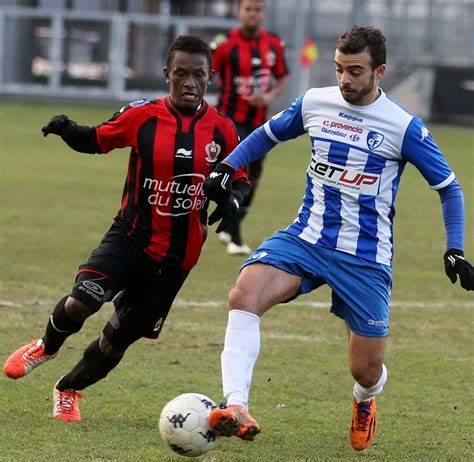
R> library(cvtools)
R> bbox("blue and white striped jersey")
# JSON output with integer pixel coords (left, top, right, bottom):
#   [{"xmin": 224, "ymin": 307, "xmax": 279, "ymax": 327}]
[{"xmin": 260, "ymin": 86, "xmax": 455, "ymax": 266}]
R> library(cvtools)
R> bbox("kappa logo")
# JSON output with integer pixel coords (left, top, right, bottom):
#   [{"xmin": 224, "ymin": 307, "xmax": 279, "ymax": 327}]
[
  {"xmin": 176, "ymin": 148, "xmax": 193, "ymax": 158},
  {"xmin": 421, "ymin": 126, "xmax": 430, "ymax": 141},
  {"xmin": 367, "ymin": 131, "xmax": 385, "ymax": 150}
]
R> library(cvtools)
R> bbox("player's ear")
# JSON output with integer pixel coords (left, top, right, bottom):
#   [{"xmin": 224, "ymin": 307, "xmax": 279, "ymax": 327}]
[
  {"xmin": 375, "ymin": 64, "xmax": 386, "ymax": 80},
  {"xmin": 163, "ymin": 67, "xmax": 170, "ymax": 84}
]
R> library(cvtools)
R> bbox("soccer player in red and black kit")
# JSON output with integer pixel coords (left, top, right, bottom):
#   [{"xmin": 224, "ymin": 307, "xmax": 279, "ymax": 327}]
[
  {"xmin": 211, "ymin": 0, "xmax": 289, "ymax": 255},
  {"xmin": 3, "ymin": 35, "xmax": 250, "ymax": 422}
]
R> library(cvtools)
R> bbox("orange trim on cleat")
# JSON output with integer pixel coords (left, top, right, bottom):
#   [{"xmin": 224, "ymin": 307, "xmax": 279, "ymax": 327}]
[
  {"xmin": 350, "ymin": 396, "xmax": 377, "ymax": 451},
  {"xmin": 209, "ymin": 405, "xmax": 261, "ymax": 441},
  {"xmin": 53, "ymin": 382, "xmax": 83, "ymax": 422},
  {"xmin": 3, "ymin": 339, "xmax": 58, "ymax": 379}
]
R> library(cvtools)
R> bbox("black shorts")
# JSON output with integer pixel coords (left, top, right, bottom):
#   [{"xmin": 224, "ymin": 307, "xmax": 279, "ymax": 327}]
[{"xmin": 76, "ymin": 223, "xmax": 189, "ymax": 340}]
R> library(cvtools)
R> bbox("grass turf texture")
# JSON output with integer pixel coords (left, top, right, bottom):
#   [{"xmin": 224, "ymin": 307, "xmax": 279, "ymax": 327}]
[{"xmin": 0, "ymin": 101, "xmax": 473, "ymax": 461}]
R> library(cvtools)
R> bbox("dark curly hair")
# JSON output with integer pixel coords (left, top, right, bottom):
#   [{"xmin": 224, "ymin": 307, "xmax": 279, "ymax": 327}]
[
  {"xmin": 336, "ymin": 26, "xmax": 386, "ymax": 69},
  {"xmin": 166, "ymin": 35, "xmax": 212, "ymax": 73}
]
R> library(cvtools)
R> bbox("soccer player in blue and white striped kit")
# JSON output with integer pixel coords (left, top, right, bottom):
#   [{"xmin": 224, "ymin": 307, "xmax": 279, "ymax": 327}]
[{"xmin": 203, "ymin": 26, "xmax": 473, "ymax": 450}]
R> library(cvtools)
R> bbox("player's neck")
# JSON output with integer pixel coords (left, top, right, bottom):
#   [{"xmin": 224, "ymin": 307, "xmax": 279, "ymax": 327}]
[{"xmin": 240, "ymin": 26, "xmax": 261, "ymax": 39}]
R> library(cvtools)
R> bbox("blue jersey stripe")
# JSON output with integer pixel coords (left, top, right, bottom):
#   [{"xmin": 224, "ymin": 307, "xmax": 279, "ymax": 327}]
[
  {"xmin": 317, "ymin": 141, "xmax": 350, "ymax": 247},
  {"xmin": 289, "ymin": 174, "xmax": 315, "ymax": 233},
  {"xmin": 356, "ymin": 154, "xmax": 386, "ymax": 260}
]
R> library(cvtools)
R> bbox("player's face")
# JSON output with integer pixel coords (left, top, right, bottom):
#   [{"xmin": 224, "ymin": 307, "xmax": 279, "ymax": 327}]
[
  {"xmin": 334, "ymin": 49, "xmax": 386, "ymax": 106},
  {"xmin": 164, "ymin": 51, "xmax": 212, "ymax": 112},
  {"xmin": 239, "ymin": 0, "xmax": 266, "ymax": 32}
]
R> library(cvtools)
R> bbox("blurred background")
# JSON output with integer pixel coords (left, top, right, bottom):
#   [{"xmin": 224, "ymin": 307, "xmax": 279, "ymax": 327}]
[{"xmin": 1, "ymin": 0, "xmax": 473, "ymax": 123}]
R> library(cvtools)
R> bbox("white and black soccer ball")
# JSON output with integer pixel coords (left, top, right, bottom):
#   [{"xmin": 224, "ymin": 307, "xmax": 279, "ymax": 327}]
[{"xmin": 159, "ymin": 392, "xmax": 220, "ymax": 457}]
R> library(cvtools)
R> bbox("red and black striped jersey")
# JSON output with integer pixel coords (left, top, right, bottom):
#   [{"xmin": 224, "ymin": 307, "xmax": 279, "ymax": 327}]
[
  {"xmin": 212, "ymin": 27, "xmax": 289, "ymax": 129},
  {"xmin": 94, "ymin": 97, "xmax": 248, "ymax": 271}
]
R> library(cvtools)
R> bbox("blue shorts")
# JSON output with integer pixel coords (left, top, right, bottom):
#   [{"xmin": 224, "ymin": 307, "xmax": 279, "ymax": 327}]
[{"xmin": 241, "ymin": 230, "xmax": 392, "ymax": 337}]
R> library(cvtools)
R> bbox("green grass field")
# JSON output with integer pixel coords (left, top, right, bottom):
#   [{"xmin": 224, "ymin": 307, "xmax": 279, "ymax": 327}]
[{"xmin": 0, "ymin": 101, "xmax": 473, "ymax": 461}]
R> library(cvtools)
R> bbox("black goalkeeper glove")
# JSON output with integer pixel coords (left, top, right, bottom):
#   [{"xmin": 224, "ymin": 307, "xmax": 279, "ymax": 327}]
[
  {"xmin": 203, "ymin": 163, "xmax": 235, "ymax": 205},
  {"xmin": 42, "ymin": 114, "xmax": 77, "ymax": 138},
  {"xmin": 444, "ymin": 249, "xmax": 474, "ymax": 291}
]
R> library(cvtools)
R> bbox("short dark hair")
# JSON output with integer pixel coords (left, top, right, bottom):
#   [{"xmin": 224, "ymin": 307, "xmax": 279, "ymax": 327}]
[
  {"xmin": 166, "ymin": 35, "xmax": 212, "ymax": 72},
  {"xmin": 336, "ymin": 26, "xmax": 386, "ymax": 69},
  {"xmin": 239, "ymin": 0, "xmax": 266, "ymax": 5}
]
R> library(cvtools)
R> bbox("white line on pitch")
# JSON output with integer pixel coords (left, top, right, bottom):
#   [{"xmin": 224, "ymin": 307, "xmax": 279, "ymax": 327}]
[{"xmin": 0, "ymin": 299, "xmax": 473, "ymax": 309}]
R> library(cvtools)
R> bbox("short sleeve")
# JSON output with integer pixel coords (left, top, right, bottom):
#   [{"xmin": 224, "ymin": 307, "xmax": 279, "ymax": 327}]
[{"xmin": 95, "ymin": 105, "xmax": 144, "ymax": 153}]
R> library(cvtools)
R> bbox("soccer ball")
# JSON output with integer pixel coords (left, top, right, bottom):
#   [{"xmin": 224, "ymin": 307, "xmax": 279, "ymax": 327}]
[{"xmin": 159, "ymin": 392, "xmax": 220, "ymax": 457}]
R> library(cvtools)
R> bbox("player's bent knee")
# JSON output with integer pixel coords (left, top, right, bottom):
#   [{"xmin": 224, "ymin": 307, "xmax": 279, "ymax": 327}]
[
  {"xmin": 64, "ymin": 297, "xmax": 95, "ymax": 322},
  {"xmin": 350, "ymin": 363, "xmax": 383, "ymax": 388},
  {"xmin": 70, "ymin": 271, "xmax": 113, "ymax": 314},
  {"xmin": 228, "ymin": 284, "xmax": 254, "ymax": 310},
  {"xmin": 98, "ymin": 334, "xmax": 124, "ymax": 360},
  {"xmin": 102, "ymin": 320, "xmax": 141, "ymax": 353}
]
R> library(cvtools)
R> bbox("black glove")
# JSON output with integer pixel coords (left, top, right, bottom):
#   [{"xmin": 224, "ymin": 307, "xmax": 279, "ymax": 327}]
[
  {"xmin": 203, "ymin": 163, "xmax": 235, "ymax": 205},
  {"xmin": 444, "ymin": 249, "xmax": 474, "ymax": 291},
  {"xmin": 208, "ymin": 194, "xmax": 241, "ymax": 233},
  {"xmin": 42, "ymin": 114, "xmax": 77, "ymax": 138}
]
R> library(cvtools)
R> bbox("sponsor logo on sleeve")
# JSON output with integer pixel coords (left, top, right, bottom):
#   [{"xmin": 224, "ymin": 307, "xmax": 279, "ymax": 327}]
[
  {"xmin": 420, "ymin": 126, "xmax": 430, "ymax": 141},
  {"xmin": 250, "ymin": 251, "xmax": 268, "ymax": 260},
  {"xmin": 129, "ymin": 98, "xmax": 150, "ymax": 108}
]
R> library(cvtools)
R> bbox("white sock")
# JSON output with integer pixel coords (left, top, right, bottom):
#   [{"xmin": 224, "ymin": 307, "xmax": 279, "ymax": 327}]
[
  {"xmin": 221, "ymin": 309, "xmax": 261, "ymax": 408},
  {"xmin": 353, "ymin": 363, "xmax": 388, "ymax": 403}
]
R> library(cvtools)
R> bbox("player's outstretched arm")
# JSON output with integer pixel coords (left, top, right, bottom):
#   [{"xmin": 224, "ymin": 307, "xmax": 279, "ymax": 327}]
[
  {"xmin": 444, "ymin": 249, "xmax": 474, "ymax": 291},
  {"xmin": 42, "ymin": 114, "xmax": 98, "ymax": 154}
]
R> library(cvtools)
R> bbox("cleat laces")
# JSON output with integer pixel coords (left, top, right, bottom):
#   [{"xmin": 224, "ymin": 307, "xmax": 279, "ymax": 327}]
[
  {"xmin": 55, "ymin": 389, "xmax": 83, "ymax": 415},
  {"xmin": 355, "ymin": 401, "xmax": 372, "ymax": 431},
  {"xmin": 22, "ymin": 341, "xmax": 50, "ymax": 372}
]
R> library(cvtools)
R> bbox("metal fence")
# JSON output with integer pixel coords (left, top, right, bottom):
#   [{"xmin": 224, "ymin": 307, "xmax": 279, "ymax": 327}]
[{"xmin": 1, "ymin": 0, "xmax": 473, "ymax": 111}]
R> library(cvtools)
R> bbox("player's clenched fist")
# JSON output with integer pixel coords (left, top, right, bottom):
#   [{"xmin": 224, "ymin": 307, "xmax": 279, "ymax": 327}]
[
  {"xmin": 203, "ymin": 162, "xmax": 234, "ymax": 205},
  {"xmin": 42, "ymin": 114, "xmax": 77, "ymax": 138}
]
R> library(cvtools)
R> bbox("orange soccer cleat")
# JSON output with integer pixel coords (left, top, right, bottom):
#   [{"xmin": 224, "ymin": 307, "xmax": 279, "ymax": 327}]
[
  {"xmin": 350, "ymin": 396, "xmax": 377, "ymax": 451},
  {"xmin": 209, "ymin": 404, "xmax": 261, "ymax": 441},
  {"xmin": 53, "ymin": 381, "xmax": 83, "ymax": 422},
  {"xmin": 3, "ymin": 339, "xmax": 58, "ymax": 379}
]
